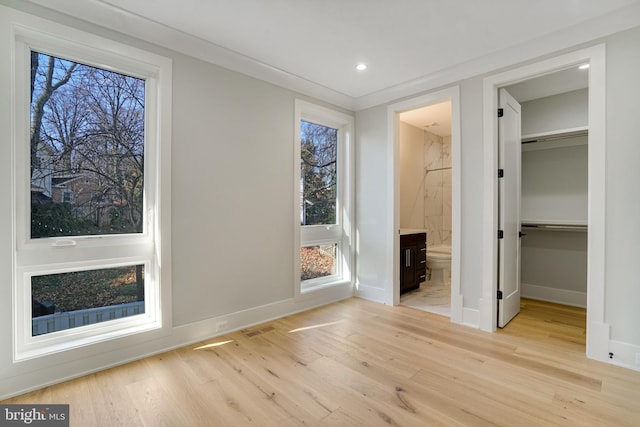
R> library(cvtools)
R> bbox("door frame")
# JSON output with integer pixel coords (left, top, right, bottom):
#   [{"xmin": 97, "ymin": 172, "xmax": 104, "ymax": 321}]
[
  {"xmin": 480, "ymin": 44, "xmax": 609, "ymax": 362},
  {"xmin": 386, "ymin": 86, "xmax": 463, "ymax": 324}
]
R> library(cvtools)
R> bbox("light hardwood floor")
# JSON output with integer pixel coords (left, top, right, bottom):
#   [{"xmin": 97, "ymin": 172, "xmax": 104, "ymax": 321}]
[{"xmin": 3, "ymin": 298, "xmax": 640, "ymax": 426}]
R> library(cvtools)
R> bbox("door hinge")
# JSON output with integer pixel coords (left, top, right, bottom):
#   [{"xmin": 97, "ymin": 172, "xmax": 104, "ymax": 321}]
[
  {"xmin": 497, "ymin": 108, "xmax": 504, "ymax": 118},
  {"xmin": 497, "ymin": 290, "xmax": 503, "ymax": 300},
  {"xmin": 498, "ymin": 230, "xmax": 504, "ymax": 239},
  {"xmin": 498, "ymin": 169, "xmax": 504, "ymax": 178}
]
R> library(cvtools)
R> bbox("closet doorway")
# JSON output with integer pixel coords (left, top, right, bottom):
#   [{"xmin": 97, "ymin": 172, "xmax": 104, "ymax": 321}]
[
  {"xmin": 499, "ymin": 67, "xmax": 589, "ymax": 337},
  {"xmin": 481, "ymin": 45, "xmax": 608, "ymax": 362}
]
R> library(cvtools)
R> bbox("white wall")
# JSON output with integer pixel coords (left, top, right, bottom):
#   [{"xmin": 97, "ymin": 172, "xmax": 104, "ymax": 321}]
[
  {"xmin": 521, "ymin": 230, "xmax": 588, "ymax": 306},
  {"xmin": 354, "ymin": 105, "xmax": 392, "ymax": 302},
  {"xmin": 171, "ymin": 53, "xmax": 296, "ymax": 325},
  {"xmin": 520, "ymin": 142, "xmax": 589, "ymax": 306},
  {"xmin": 0, "ymin": 4, "xmax": 354, "ymax": 398},
  {"xmin": 521, "ymin": 141, "xmax": 588, "ymax": 223},
  {"xmin": 521, "ymin": 89, "xmax": 588, "ymax": 136},
  {"xmin": 605, "ymin": 26, "xmax": 640, "ymax": 350},
  {"xmin": 458, "ymin": 78, "xmax": 487, "ymax": 309}
]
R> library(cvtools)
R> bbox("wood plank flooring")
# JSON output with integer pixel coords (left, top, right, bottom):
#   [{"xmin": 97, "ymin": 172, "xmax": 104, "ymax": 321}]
[{"xmin": 4, "ymin": 298, "xmax": 640, "ymax": 426}]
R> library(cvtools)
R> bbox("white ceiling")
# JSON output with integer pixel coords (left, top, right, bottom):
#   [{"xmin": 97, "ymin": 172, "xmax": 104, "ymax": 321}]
[
  {"xmin": 400, "ymin": 102, "xmax": 452, "ymax": 137},
  {"xmin": 96, "ymin": 0, "xmax": 636, "ymax": 97},
  {"xmin": 17, "ymin": 0, "xmax": 640, "ymax": 109},
  {"xmin": 506, "ymin": 66, "xmax": 590, "ymax": 103}
]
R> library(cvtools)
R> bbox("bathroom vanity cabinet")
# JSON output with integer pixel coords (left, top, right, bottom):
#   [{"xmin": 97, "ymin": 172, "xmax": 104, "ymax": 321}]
[{"xmin": 400, "ymin": 232, "xmax": 427, "ymax": 294}]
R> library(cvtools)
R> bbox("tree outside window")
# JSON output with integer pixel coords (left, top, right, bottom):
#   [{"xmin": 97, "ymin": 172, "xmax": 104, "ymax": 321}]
[
  {"xmin": 30, "ymin": 51, "xmax": 145, "ymax": 238},
  {"xmin": 300, "ymin": 120, "xmax": 337, "ymax": 226}
]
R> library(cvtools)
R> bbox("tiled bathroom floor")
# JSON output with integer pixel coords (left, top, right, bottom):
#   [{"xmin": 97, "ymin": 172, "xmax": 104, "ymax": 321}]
[{"xmin": 400, "ymin": 278, "xmax": 451, "ymax": 316}]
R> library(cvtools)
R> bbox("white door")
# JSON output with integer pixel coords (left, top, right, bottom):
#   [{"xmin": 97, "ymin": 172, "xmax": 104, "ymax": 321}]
[{"xmin": 498, "ymin": 88, "xmax": 521, "ymax": 328}]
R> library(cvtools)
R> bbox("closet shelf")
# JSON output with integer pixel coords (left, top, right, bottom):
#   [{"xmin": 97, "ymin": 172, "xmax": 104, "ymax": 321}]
[
  {"xmin": 522, "ymin": 127, "xmax": 588, "ymax": 151},
  {"xmin": 521, "ymin": 126, "xmax": 588, "ymax": 142}
]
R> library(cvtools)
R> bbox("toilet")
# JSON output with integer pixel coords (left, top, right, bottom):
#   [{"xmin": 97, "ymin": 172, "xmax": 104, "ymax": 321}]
[{"xmin": 426, "ymin": 245, "xmax": 451, "ymax": 284}]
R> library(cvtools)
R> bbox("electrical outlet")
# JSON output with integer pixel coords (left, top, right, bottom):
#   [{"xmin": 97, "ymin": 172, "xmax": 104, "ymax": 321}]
[{"xmin": 216, "ymin": 320, "xmax": 228, "ymax": 332}]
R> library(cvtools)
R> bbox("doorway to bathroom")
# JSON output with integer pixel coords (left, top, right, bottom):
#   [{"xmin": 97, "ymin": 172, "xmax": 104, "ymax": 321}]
[
  {"xmin": 398, "ymin": 101, "xmax": 453, "ymax": 316},
  {"xmin": 388, "ymin": 86, "xmax": 462, "ymax": 321}
]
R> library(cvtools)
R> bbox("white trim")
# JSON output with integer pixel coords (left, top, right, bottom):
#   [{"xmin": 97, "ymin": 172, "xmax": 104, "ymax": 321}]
[
  {"xmin": 521, "ymin": 283, "xmax": 587, "ymax": 308},
  {"xmin": 608, "ymin": 340, "xmax": 640, "ymax": 372},
  {"xmin": 386, "ymin": 87, "xmax": 463, "ymax": 324},
  {"xmin": 481, "ymin": 45, "xmax": 608, "ymax": 362},
  {"xmin": 354, "ymin": 281, "xmax": 388, "ymax": 304},
  {"xmin": 462, "ymin": 307, "xmax": 480, "ymax": 329}
]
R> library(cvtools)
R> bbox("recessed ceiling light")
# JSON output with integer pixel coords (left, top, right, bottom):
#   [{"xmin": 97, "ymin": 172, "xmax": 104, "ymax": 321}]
[
  {"xmin": 579, "ymin": 64, "xmax": 590, "ymax": 70},
  {"xmin": 356, "ymin": 63, "xmax": 367, "ymax": 71}
]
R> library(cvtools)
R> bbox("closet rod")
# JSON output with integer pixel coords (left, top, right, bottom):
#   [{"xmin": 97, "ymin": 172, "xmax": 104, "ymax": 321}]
[
  {"xmin": 522, "ymin": 131, "xmax": 588, "ymax": 144},
  {"xmin": 521, "ymin": 223, "xmax": 587, "ymax": 232}
]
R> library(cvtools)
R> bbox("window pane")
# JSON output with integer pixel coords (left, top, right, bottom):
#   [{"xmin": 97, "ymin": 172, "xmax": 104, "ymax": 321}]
[
  {"xmin": 30, "ymin": 51, "xmax": 145, "ymax": 238},
  {"xmin": 300, "ymin": 120, "xmax": 337, "ymax": 226},
  {"xmin": 31, "ymin": 265, "xmax": 145, "ymax": 336},
  {"xmin": 300, "ymin": 244, "xmax": 337, "ymax": 281}
]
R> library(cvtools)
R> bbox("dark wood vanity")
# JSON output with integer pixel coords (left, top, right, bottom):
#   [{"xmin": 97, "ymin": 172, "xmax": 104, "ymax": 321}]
[{"xmin": 400, "ymin": 231, "xmax": 427, "ymax": 294}]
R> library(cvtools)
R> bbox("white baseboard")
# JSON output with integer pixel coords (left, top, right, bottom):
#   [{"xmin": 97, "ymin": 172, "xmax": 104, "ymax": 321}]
[
  {"xmin": 462, "ymin": 307, "xmax": 480, "ymax": 328},
  {"xmin": 449, "ymin": 291, "xmax": 479, "ymax": 328},
  {"xmin": 521, "ymin": 283, "xmax": 587, "ymax": 308},
  {"xmin": 608, "ymin": 340, "xmax": 640, "ymax": 372},
  {"xmin": 450, "ymin": 293, "xmax": 464, "ymax": 324},
  {"xmin": 354, "ymin": 281, "xmax": 387, "ymax": 304},
  {"xmin": 587, "ymin": 320, "xmax": 610, "ymax": 362},
  {"xmin": 478, "ymin": 297, "xmax": 496, "ymax": 332}
]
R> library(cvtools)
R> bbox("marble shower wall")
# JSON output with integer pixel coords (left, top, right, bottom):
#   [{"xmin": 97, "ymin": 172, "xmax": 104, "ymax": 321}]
[{"xmin": 424, "ymin": 131, "xmax": 452, "ymax": 247}]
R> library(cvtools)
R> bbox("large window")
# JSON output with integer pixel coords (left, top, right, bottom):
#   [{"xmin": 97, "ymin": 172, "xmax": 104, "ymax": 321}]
[
  {"xmin": 12, "ymin": 25, "xmax": 171, "ymax": 360},
  {"xmin": 29, "ymin": 51, "xmax": 146, "ymax": 239},
  {"xmin": 295, "ymin": 100, "xmax": 354, "ymax": 292}
]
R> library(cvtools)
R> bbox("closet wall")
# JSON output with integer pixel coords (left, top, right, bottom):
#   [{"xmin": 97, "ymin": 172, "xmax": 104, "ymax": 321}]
[{"xmin": 519, "ymin": 89, "xmax": 588, "ymax": 307}]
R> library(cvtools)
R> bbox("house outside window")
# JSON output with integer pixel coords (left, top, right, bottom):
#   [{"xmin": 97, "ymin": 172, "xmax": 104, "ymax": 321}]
[
  {"xmin": 12, "ymin": 24, "xmax": 172, "ymax": 360},
  {"xmin": 61, "ymin": 189, "xmax": 73, "ymax": 204},
  {"xmin": 294, "ymin": 100, "xmax": 354, "ymax": 293}
]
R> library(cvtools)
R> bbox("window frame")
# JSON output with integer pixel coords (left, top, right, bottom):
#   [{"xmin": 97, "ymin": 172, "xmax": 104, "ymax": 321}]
[
  {"xmin": 294, "ymin": 100, "xmax": 354, "ymax": 293},
  {"xmin": 11, "ymin": 23, "xmax": 172, "ymax": 361}
]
